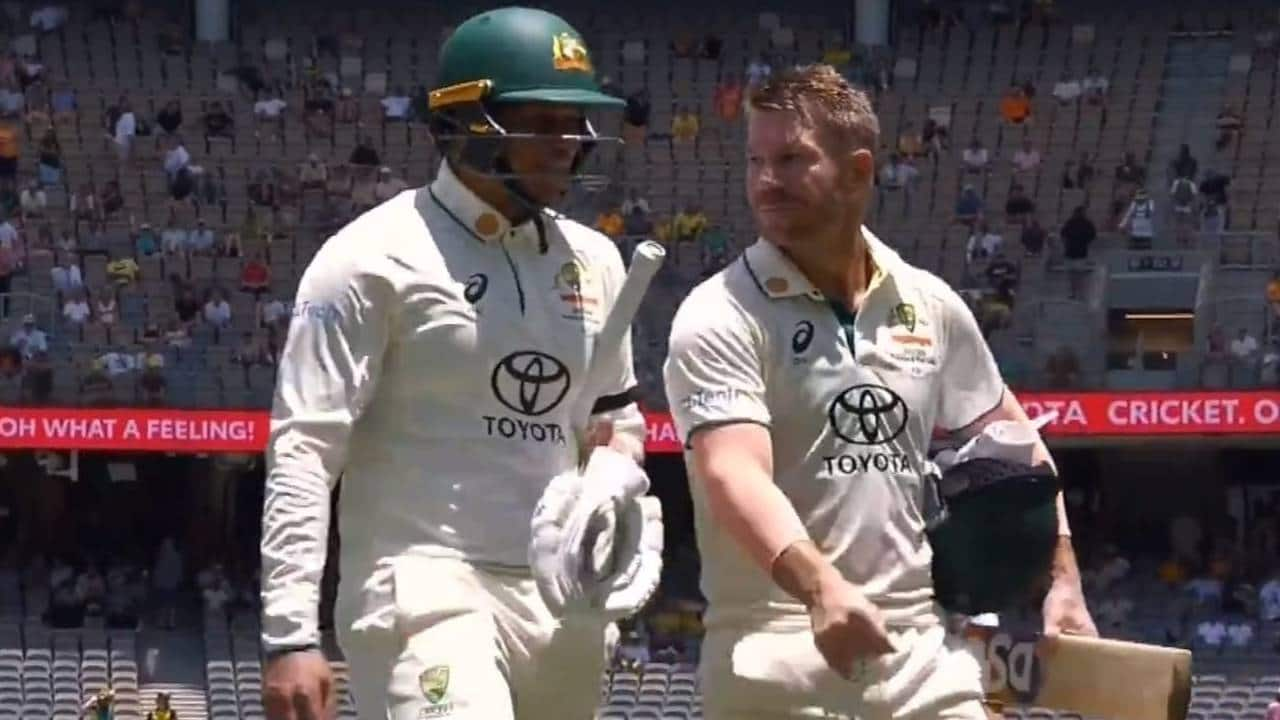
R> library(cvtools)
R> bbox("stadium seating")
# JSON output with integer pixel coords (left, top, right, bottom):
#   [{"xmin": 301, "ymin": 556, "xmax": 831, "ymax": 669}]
[{"xmin": 0, "ymin": 0, "xmax": 1277, "ymax": 718}]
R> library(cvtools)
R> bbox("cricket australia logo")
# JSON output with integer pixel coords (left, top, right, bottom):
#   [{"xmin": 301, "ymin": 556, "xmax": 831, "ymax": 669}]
[
  {"xmin": 418, "ymin": 665, "xmax": 454, "ymax": 718},
  {"xmin": 887, "ymin": 302, "xmax": 919, "ymax": 332}
]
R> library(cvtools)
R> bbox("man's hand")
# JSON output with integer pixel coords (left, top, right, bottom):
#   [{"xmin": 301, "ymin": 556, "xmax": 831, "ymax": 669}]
[
  {"xmin": 808, "ymin": 574, "xmax": 896, "ymax": 679},
  {"xmin": 264, "ymin": 649, "xmax": 336, "ymax": 720},
  {"xmin": 1042, "ymin": 575, "xmax": 1098, "ymax": 638}
]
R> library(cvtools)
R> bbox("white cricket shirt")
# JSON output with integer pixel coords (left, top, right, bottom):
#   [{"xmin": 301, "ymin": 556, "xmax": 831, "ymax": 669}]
[
  {"xmin": 261, "ymin": 161, "xmax": 641, "ymax": 650},
  {"xmin": 664, "ymin": 230, "xmax": 1005, "ymax": 628}
]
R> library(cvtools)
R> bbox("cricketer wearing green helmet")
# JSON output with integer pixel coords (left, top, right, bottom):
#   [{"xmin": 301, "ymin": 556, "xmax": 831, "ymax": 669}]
[
  {"xmin": 428, "ymin": 6, "xmax": 623, "ymax": 225},
  {"xmin": 261, "ymin": 7, "xmax": 655, "ymax": 720}
]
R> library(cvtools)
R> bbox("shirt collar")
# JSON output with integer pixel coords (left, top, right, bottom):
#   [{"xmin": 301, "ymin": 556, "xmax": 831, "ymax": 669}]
[
  {"xmin": 429, "ymin": 160, "xmax": 539, "ymax": 245},
  {"xmin": 742, "ymin": 227, "xmax": 905, "ymax": 301}
]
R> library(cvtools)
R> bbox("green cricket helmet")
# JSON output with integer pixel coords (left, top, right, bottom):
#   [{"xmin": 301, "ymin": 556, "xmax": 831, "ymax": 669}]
[{"xmin": 428, "ymin": 7, "xmax": 622, "ymax": 188}]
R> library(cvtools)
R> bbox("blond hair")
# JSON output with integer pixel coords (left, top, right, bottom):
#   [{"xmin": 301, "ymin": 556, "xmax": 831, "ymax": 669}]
[{"xmin": 747, "ymin": 63, "xmax": 880, "ymax": 151}]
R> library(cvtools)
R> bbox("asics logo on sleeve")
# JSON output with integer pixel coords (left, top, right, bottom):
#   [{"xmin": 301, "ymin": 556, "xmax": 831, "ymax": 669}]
[
  {"xmin": 791, "ymin": 321, "xmax": 814, "ymax": 354},
  {"xmin": 463, "ymin": 273, "xmax": 488, "ymax": 304}
]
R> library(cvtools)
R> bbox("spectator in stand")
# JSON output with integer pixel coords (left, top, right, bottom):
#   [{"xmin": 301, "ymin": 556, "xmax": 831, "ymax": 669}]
[
  {"xmin": 50, "ymin": 254, "xmax": 82, "ymax": 294},
  {"xmin": 1195, "ymin": 617, "xmax": 1227, "ymax": 649},
  {"xmin": 164, "ymin": 317, "xmax": 190, "ymax": 348},
  {"xmin": 896, "ymin": 122, "xmax": 924, "ymax": 158},
  {"xmin": 1229, "ymin": 327, "xmax": 1259, "ymax": 385},
  {"xmin": 303, "ymin": 83, "xmax": 335, "ymax": 138},
  {"xmin": 253, "ymin": 84, "xmax": 288, "ymax": 125},
  {"xmin": 966, "ymin": 221, "xmax": 1003, "ymax": 263},
  {"xmin": 144, "ymin": 692, "xmax": 176, "ymax": 720},
  {"xmin": 203, "ymin": 288, "xmax": 231, "ymax": 328},
  {"xmin": 594, "ymin": 207, "xmax": 623, "ymax": 239},
  {"xmin": 1214, "ymin": 104, "xmax": 1242, "ymax": 151},
  {"xmin": 248, "ymin": 170, "xmax": 277, "ymax": 210},
  {"xmin": 234, "ymin": 330, "xmax": 268, "ymax": 385},
  {"xmin": 187, "ymin": 220, "xmax": 215, "ymax": 255},
  {"xmin": 100, "ymin": 180, "xmax": 123, "ymax": 217},
  {"xmin": 0, "ymin": 120, "xmax": 19, "ymax": 191},
  {"xmin": 1260, "ymin": 569, "xmax": 1280, "ymax": 621},
  {"xmin": 985, "ymin": 251, "xmax": 1019, "ymax": 294},
  {"xmin": 1261, "ymin": 337, "xmax": 1280, "ymax": 388},
  {"xmin": 1082, "ymin": 68, "xmax": 1109, "ymax": 104},
  {"xmin": 199, "ymin": 168, "xmax": 226, "ymax": 220},
  {"xmin": 1011, "ymin": 141, "xmax": 1041, "ymax": 174},
  {"xmin": 19, "ymin": 181, "xmax": 46, "ymax": 220},
  {"xmin": 922, "ymin": 114, "xmax": 949, "ymax": 154},
  {"xmin": 299, "ymin": 154, "xmax": 328, "ymax": 191},
  {"xmin": 622, "ymin": 204, "xmax": 652, "ymax": 240},
  {"xmin": 105, "ymin": 251, "xmax": 138, "ymax": 288},
  {"xmin": 621, "ymin": 189, "xmax": 650, "ymax": 217},
  {"xmin": 162, "ymin": 135, "xmax": 190, "ymax": 183},
  {"xmin": 203, "ymin": 100, "xmax": 233, "ymax": 145},
  {"xmin": 955, "ymin": 184, "xmax": 983, "ymax": 226},
  {"xmin": 1170, "ymin": 173, "xmax": 1198, "ymax": 245},
  {"xmin": 962, "ymin": 137, "xmax": 990, "ymax": 174},
  {"xmin": 1061, "ymin": 206, "xmax": 1097, "ymax": 299},
  {"xmin": 1266, "ymin": 691, "xmax": 1280, "ymax": 720},
  {"xmin": 10, "ymin": 315, "xmax": 48, "ymax": 359},
  {"xmin": 161, "ymin": 216, "xmax": 186, "ymax": 256},
  {"xmin": 1051, "ymin": 74, "xmax": 1082, "ymax": 104},
  {"xmin": 1020, "ymin": 217, "xmax": 1046, "ymax": 255},
  {"xmin": 1170, "ymin": 144, "xmax": 1198, "ymax": 181},
  {"xmin": 1225, "ymin": 619, "xmax": 1254, "ymax": 649},
  {"xmin": 1045, "ymin": 346, "xmax": 1081, "ymax": 388},
  {"xmin": 1114, "ymin": 151, "xmax": 1145, "ymax": 204},
  {"xmin": 63, "ymin": 289, "xmax": 91, "ymax": 325},
  {"xmin": 36, "ymin": 127, "xmax": 62, "ymax": 186},
  {"xmin": 82, "ymin": 688, "xmax": 115, "ymax": 720},
  {"xmin": 623, "ymin": 88, "xmax": 650, "ymax": 142},
  {"xmin": 878, "ymin": 153, "xmax": 919, "ymax": 191},
  {"xmin": 95, "ymin": 293, "xmax": 116, "ymax": 327},
  {"xmin": 381, "ymin": 86, "xmax": 412, "ymax": 122},
  {"xmin": 671, "ymin": 106, "xmax": 699, "ymax": 144},
  {"xmin": 1120, "ymin": 188, "xmax": 1156, "ymax": 249},
  {"xmin": 745, "ymin": 55, "xmax": 772, "ymax": 88},
  {"xmin": 111, "ymin": 98, "xmax": 136, "ymax": 163},
  {"xmin": 336, "ymin": 88, "xmax": 359, "ymax": 124},
  {"xmin": 156, "ymin": 99, "xmax": 182, "ymax": 136},
  {"xmin": 713, "ymin": 73, "xmax": 743, "ymax": 122},
  {"xmin": 258, "ymin": 294, "xmax": 288, "ymax": 331},
  {"xmin": 349, "ymin": 136, "xmax": 380, "ymax": 167},
  {"xmin": 999, "ymin": 85, "xmax": 1032, "ymax": 125},
  {"xmin": 240, "ymin": 252, "xmax": 270, "ymax": 295},
  {"xmin": 672, "ymin": 202, "xmax": 707, "ymax": 257},
  {"xmin": 700, "ymin": 224, "xmax": 730, "ymax": 275},
  {"xmin": 372, "ymin": 167, "xmax": 408, "ymax": 204},
  {"xmin": 1004, "ymin": 183, "xmax": 1035, "ymax": 223}
]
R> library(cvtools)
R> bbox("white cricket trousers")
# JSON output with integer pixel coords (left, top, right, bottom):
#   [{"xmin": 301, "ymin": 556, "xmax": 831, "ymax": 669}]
[
  {"xmin": 698, "ymin": 613, "xmax": 988, "ymax": 720},
  {"xmin": 336, "ymin": 557, "xmax": 610, "ymax": 720}
]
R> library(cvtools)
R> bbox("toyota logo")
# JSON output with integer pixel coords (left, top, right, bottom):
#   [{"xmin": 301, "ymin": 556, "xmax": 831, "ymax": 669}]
[
  {"xmin": 491, "ymin": 351, "xmax": 571, "ymax": 417},
  {"xmin": 827, "ymin": 384, "xmax": 909, "ymax": 445}
]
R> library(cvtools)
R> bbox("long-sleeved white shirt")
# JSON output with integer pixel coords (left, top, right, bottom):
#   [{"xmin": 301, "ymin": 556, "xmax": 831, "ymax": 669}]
[{"xmin": 261, "ymin": 161, "xmax": 643, "ymax": 651}]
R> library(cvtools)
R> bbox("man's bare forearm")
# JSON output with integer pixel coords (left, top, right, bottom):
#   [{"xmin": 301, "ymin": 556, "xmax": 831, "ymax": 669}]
[
  {"xmin": 1049, "ymin": 534, "xmax": 1083, "ymax": 584},
  {"xmin": 771, "ymin": 540, "xmax": 845, "ymax": 608}
]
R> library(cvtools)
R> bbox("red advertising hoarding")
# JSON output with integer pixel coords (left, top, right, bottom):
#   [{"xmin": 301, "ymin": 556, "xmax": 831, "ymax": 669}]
[{"xmin": 2, "ymin": 390, "xmax": 1279, "ymax": 454}]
